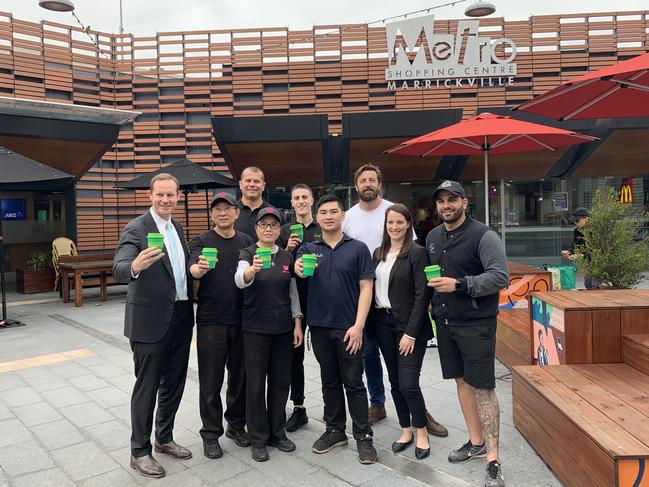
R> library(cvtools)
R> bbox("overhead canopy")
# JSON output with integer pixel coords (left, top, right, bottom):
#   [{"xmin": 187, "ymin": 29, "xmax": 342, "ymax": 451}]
[
  {"xmin": 0, "ymin": 96, "xmax": 138, "ymax": 180},
  {"xmin": 0, "ymin": 147, "xmax": 73, "ymax": 188}
]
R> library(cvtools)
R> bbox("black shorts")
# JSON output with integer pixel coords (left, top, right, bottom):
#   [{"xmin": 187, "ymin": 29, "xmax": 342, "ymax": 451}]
[{"xmin": 436, "ymin": 322, "xmax": 496, "ymax": 390}]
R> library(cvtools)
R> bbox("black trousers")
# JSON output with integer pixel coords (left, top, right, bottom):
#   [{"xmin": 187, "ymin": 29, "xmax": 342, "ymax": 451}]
[
  {"xmin": 197, "ymin": 323, "xmax": 246, "ymax": 441},
  {"xmin": 310, "ymin": 326, "xmax": 372, "ymax": 439},
  {"xmin": 130, "ymin": 301, "xmax": 193, "ymax": 457},
  {"xmin": 373, "ymin": 311, "xmax": 428, "ymax": 428},
  {"xmin": 243, "ymin": 330, "xmax": 293, "ymax": 447},
  {"xmin": 290, "ymin": 320, "xmax": 307, "ymax": 406}
]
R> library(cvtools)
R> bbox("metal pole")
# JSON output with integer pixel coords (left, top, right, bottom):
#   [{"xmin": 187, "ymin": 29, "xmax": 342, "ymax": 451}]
[
  {"xmin": 500, "ymin": 178, "xmax": 506, "ymax": 248},
  {"xmin": 119, "ymin": 0, "xmax": 124, "ymax": 34},
  {"xmin": 205, "ymin": 189, "xmax": 210, "ymax": 230},
  {"xmin": 484, "ymin": 136, "xmax": 490, "ymax": 227}
]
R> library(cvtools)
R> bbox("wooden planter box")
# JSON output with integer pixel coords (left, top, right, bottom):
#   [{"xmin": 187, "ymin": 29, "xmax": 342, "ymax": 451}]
[{"xmin": 16, "ymin": 268, "xmax": 55, "ymax": 294}]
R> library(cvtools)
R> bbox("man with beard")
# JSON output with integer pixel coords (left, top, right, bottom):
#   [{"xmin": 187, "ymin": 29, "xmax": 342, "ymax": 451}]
[
  {"xmin": 189, "ymin": 192, "xmax": 254, "ymax": 459},
  {"xmin": 342, "ymin": 164, "xmax": 448, "ymax": 438},
  {"xmin": 425, "ymin": 180, "xmax": 508, "ymax": 487},
  {"xmin": 235, "ymin": 166, "xmax": 285, "ymax": 239}
]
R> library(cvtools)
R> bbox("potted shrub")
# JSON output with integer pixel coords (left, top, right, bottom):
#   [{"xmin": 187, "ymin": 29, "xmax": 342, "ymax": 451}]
[
  {"xmin": 16, "ymin": 250, "xmax": 55, "ymax": 294},
  {"xmin": 575, "ymin": 188, "xmax": 649, "ymax": 289}
]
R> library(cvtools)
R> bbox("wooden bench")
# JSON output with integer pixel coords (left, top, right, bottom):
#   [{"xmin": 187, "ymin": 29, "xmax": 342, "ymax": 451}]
[
  {"xmin": 496, "ymin": 308, "xmax": 531, "ymax": 368},
  {"xmin": 513, "ymin": 363, "xmax": 649, "ymax": 487}
]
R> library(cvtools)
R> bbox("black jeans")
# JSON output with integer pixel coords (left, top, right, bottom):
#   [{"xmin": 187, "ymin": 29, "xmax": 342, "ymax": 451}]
[
  {"xmin": 373, "ymin": 310, "xmax": 427, "ymax": 428},
  {"xmin": 310, "ymin": 326, "xmax": 372, "ymax": 439},
  {"xmin": 197, "ymin": 323, "xmax": 246, "ymax": 441},
  {"xmin": 290, "ymin": 320, "xmax": 307, "ymax": 406},
  {"xmin": 243, "ymin": 330, "xmax": 293, "ymax": 447},
  {"xmin": 130, "ymin": 301, "xmax": 193, "ymax": 457}
]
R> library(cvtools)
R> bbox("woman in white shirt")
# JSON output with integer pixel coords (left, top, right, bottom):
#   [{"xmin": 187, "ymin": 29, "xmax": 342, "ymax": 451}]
[{"xmin": 369, "ymin": 203, "xmax": 433, "ymax": 459}]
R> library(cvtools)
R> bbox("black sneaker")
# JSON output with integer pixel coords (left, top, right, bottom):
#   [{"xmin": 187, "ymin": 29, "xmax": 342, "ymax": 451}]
[
  {"xmin": 312, "ymin": 429, "xmax": 348, "ymax": 454},
  {"xmin": 485, "ymin": 460, "xmax": 505, "ymax": 487},
  {"xmin": 268, "ymin": 438, "xmax": 296, "ymax": 452},
  {"xmin": 448, "ymin": 440, "xmax": 487, "ymax": 463},
  {"xmin": 356, "ymin": 435, "xmax": 377, "ymax": 465},
  {"xmin": 285, "ymin": 407, "xmax": 308, "ymax": 432},
  {"xmin": 251, "ymin": 446, "xmax": 269, "ymax": 462}
]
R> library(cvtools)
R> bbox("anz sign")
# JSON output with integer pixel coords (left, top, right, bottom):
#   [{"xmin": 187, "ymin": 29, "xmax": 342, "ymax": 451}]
[{"xmin": 385, "ymin": 14, "xmax": 517, "ymax": 90}]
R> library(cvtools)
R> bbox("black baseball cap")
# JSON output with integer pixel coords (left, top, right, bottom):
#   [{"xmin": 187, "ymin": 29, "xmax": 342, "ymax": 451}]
[
  {"xmin": 210, "ymin": 192, "xmax": 237, "ymax": 208},
  {"xmin": 570, "ymin": 207, "xmax": 589, "ymax": 222},
  {"xmin": 255, "ymin": 206, "xmax": 283, "ymax": 224},
  {"xmin": 433, "ymin": 180, "xmax": 466, "ymax": 199}
]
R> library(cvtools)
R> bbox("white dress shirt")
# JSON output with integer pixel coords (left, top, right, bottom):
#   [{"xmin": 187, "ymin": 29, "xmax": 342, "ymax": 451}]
[
  {"xmin": 374, "ymin": 252, "xmax": 398, "ymax": 309},
  {"xmin": 150, "ymin": 208, "xmax": 188, "ymax": 301}
]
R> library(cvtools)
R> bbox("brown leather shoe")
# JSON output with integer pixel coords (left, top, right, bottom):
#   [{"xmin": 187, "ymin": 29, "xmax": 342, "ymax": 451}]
[
  {"xmin": 154, "ymin": 440, "xmax": 193, "ymax": 459},
  {"xmin": 130, "ymin": 455, "xmax": 165, "ymax": 478},
  {"xmin": 367, "ymin": 406, "xmax": 387, "ymax": 426},
  {"xmin": 426, "ymin": 411, "xmax": 449, "ymax": 437}
]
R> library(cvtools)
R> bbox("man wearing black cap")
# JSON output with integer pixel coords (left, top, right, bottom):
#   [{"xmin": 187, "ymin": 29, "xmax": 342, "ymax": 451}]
[
  {"xmin": 562, "ymin": 208, "xmax": 596, "ymax": 289},
  {"xmin": 189, "ymin": 192, "xmax": 254, "ymax": 459},
  {"xmin": 425, "ymin": 180, "xmax": 509, "ymax": 487}
]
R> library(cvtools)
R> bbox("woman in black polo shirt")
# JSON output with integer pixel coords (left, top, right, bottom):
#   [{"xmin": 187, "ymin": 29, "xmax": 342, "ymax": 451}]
[
  {"xmin": 369, "ymin": 203, "xmax": 432, "ymax": 459},
  {"xmin": 234, "ymin": 207, "xmax": 303, "ymax": 463}
]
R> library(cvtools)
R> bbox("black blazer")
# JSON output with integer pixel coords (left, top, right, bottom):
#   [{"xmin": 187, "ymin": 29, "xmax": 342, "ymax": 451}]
[
  {"xmin": 370, "ymin": 244, "xmax": 433, "ymax": 341},
  {"xmin": 113, "ymin": 211, "xmax": 194, "ymax": 343}
]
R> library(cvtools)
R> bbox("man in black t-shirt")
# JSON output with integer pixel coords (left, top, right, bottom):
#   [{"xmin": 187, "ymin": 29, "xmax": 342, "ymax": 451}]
[
  {"xmin": 234, "ymin": 166, "xmax": 285, "ymax": 239},
  {"xmin": 189, "ymin": 192, "xmax": 254, "ymax": 460},
  {"xmin": 277, "ymin": 183, "xmax": 321, "ymax": 433}
]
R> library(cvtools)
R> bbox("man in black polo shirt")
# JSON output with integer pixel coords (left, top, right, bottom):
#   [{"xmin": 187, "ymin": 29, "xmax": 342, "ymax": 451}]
[
  {"xmin": 235, "ymin": 166, "xmax": 285, "ymax": 239},
  {"xmin": 188, "ymin": 192, "xmax": 254, "ymax": 459},
  {"xmin": 295, "ymin": 194, "xmax": 377, "ymax": 465},
  {"xmin": 277, "ymin": 183, "xmax": 321, "ymax": 432},
  {"xmin": 426, "ymin": 181, "xmax": 508, "ymax": 487}
]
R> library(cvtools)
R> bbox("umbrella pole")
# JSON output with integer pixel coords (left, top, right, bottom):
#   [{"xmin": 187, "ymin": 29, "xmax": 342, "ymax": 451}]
[
  {"xmin": 205, "ymin": 189, "xmax": 210, "ymax": 230},
  {"xmin": 484, "ymin": 138, "xmax": 490, "ymax": 227},
  {"xmin": 183, "ymin": 189, "xmax": 190, "ymax": 241}
]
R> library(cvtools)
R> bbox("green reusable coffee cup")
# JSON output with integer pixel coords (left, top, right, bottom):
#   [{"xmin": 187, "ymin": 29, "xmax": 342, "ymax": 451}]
[
  {"xmin": 290, "ymin": 223, "xmax": 304, "ymax": 241},
  {"xmin": 147, "ymin": 232, "xmax": 164, "ymax": 250},
  {"xmin": 425, "ymin": 264, "xmax": 441, "ymax": 281},
  {"xmin": 301, "ymin": 253, "xmax": 317, "ymax": 277},
  {"xmin": 256, "ymin": 247, "xmax": 272, "ymax": 269},
  {"xmin": 201, "ymin": 247, "xmax": 218, "ymax": 269}
]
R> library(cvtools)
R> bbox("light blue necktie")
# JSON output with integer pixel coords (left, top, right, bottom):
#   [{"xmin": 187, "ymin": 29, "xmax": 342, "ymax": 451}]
[{"xmin": 164, "ymin": 221, "xmax": 186, "ymax": 300}]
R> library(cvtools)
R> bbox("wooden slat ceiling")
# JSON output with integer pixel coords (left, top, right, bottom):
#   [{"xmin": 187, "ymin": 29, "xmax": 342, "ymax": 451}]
[
  {"xmin": 573, "ymin": 129, "xmax": 649, "ymax": 177},
  {"xmin": 0, "ymin": 135, "xmax": 108, "ymax": 178},
  {"xmin": 349, "ymin": 137, "xmax": 442, "ymax": 183},
  {"xmin": 460, "ymin": 149, "xmax": 568, "ymax": 181},
  {"xmin": 224, "ymin": 141, "xmax": 325, "ymax": 185}
]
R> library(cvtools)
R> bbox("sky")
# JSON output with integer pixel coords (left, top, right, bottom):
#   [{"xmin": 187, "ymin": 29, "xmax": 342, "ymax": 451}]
[{"xmin": 6, "ymin": 0, "xmax": 649, "ymax": 36}]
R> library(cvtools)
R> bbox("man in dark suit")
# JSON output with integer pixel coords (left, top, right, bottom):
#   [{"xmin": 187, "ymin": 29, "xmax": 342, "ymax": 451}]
[{"xmin": 113, "ymin": 173, "xmax": 195, "ymax": 478}]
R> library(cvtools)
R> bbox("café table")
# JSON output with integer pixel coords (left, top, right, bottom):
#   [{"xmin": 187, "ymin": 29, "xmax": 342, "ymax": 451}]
[{"xmin": 59, "ymin": 259, "xmax": 114, "ymax": 307}]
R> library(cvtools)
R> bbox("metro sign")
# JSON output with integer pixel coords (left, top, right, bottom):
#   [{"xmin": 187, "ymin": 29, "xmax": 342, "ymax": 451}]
[{"xmin": 385, "ymin": 14, "xmax": 517, "ymax": 90}]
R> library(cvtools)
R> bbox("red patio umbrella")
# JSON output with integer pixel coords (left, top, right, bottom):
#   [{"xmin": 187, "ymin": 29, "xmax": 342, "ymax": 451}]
[
  {"xmin": 385, "ymin": 112, "xmax": 597, "ymax": 225},
  {"xmin": 514, "ymin": 52, "xmax": 649, "ymax": 120}
]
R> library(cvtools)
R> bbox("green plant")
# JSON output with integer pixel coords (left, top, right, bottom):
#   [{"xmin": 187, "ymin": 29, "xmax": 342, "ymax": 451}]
[
  {"xmin": 25, "ymin": 250, "xmax": 51, "ymax": 270},
  {"xmin": 575, "ymin": 188, "xmax": 649, "ymax": 289}
]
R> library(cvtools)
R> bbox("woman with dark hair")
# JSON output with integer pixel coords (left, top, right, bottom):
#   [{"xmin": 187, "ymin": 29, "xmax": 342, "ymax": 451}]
[
  {"xmin": 369, "ymin": 203, "xmax": 432, "ymax": 459},
  {"xmin": 234, "ymin": 207, "xmax": 303, "ymax": 463}
]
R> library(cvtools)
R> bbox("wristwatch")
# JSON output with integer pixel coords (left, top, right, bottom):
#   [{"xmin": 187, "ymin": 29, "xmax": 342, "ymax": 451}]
[{"xmin": 455, "ymin": 278, "xmax": 467, "ymax": 292}]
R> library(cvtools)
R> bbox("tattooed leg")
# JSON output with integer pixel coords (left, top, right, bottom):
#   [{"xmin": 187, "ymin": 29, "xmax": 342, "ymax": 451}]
[
  {"xmin": 476, "ymin": 388, "xmax": 500, "ymax": 462},
  {"xmin": 456, "ymin": 378, "xmax": 484, "ymax": 446}
]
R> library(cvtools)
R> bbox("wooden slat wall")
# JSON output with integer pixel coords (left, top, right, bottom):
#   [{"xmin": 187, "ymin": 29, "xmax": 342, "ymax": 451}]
[{"xmin": 0, "ymin": 10, "xmax": 647, "ymax": 250}]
